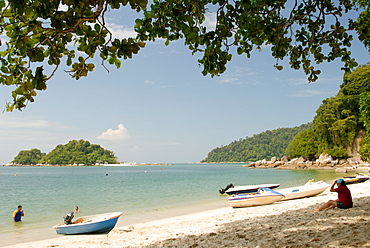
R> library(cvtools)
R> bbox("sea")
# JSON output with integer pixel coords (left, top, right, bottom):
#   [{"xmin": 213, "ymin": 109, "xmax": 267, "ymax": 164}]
[{"xmin": 0, "ymin": 163, "xmax": 341, "ymax": 247}]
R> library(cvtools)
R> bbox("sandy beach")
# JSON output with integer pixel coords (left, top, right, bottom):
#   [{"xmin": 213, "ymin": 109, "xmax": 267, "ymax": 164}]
[{"xmin": 5, "ymin": 180, "xmax": 370, "ymax": 248}]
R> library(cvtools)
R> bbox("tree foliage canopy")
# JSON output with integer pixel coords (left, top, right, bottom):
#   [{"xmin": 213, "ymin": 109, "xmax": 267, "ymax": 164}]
[
  {"xmin": 12, "ymin": 139, "xmax": 118, "ymax": 165},
  {"xmin": 12, "ymin": 148, "xmax": 46, "ymax": 165},
  {"xmin": 359, "ymin": 91, "xmax": 370, "ymax": 160},
  {"xmin": 286, "ymin": 128, "xmax": 318, "ymax": 160},
  {"xmin": 0, "ymin": 0, "xmax": 369, "ymax": 111}
]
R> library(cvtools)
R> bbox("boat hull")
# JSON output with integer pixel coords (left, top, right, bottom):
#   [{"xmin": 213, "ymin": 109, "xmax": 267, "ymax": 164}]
[
  {"xmin": 228, "ymin": 194, "xmax": 284, "ymax": 208},
  {"xmin": 276, "ymin": 183, "xmax": 329, "ymax": 201},
  {"xmin": 225, "ymin": 184, "xmax": 280, "ymax": 195},
  {"xmin": 343, "ymin": 174, "xmax": 369, "ymax": 185},
  {"xmin": 227, "ymin": 188, "xmax": 284, "ymax": 208},
  {"xmin": 53, "ymin": 212, "xmax": 122, "ymax": 235}
]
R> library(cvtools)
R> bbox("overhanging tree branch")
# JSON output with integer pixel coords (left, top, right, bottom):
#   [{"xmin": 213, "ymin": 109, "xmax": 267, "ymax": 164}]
[{"xmin": 0, "ymin": 0, "xmax": 368, "ymax": 111}]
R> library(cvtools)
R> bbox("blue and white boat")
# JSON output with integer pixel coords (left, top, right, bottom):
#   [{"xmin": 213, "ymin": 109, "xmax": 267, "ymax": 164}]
[
  {"xmin": 227, "ymin": 188, "xmax": 284, "ymax": 208},
  {"xmin": 222, "ymin": 183, "xmax": 280, "ymax": 195},
  {"xmin": 53, "ymin": 212, "xmax": 122, "ymax": 235}
]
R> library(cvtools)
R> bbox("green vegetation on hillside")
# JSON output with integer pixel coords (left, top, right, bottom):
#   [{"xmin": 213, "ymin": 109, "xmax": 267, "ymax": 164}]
[
  {"xmin": 203, "ymin": 64, "xmax": 370, "ymax": 162},
  {"xmin": 12, "ymin": 140, "xmax": 118, "ymax": 165},
  {"xmin": 288, "ymin": 63, "xmax": 370, "ymax": 160},
  {"xmin": 12, "ymin": 148, "xmax": 46, "ymax": 165},
  {"xmin": 359, "ymin": 91, "xmax": 370, "ymax": 160},
  {"xmin": 201, "ymin": 123, "xmax": 312, "ymax": 162}
]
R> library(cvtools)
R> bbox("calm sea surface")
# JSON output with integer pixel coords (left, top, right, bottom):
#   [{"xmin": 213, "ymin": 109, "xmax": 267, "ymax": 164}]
[{"xmin": 0, "ymin": 163, "xmax": 340, "ymax": 246}]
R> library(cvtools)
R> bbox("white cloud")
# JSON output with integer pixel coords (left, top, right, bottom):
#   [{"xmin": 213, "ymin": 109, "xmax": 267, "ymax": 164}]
[
  {"xmin": 160, "ymin": 84, "xmax": 175, "ymax": 89},
  {"xmin": 235, "ymin": 67, "xmax": 257, "ymax": 76},
  {"xmin": 107, "ymin": 23, "xmax": 136, "ymax": 39},
  {"xmin": 58, "ymin": 4, "xmax": 68, "ymax": 11},
  {"xmin": 219, "ymin": 77, "xmax": 240, "ymax": 84},
  {"xmin": 97, "ymin": 124, "xmax": 130, "ymax": 141},
  {"xmin": 204, "ymin": 12, "xmax": 217, "ymax": 31},
  {"xmin": 287, "ymin": 75, "xmax": 342, "ymax": 86},
  {"xmin": 218, "ymin": 66, "xmax": 259, "ymax": 85},
  {"xmin": 0, "ymin": 116, "xmax": 53, "ymax": 129},
  {"xmin": 133, "ymin": 145, "xmax": 144, "ymax": 151},
  {"xmin": 286, "ymin": 77, "xmax": 311, "ymax": 85},
  {"xmin": 288, "ymin": 89, "xmax": 329, "ymax": 97}
]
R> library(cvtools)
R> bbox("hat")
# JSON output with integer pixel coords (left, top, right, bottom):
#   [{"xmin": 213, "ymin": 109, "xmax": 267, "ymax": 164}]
[{"xmin": 337, "ymin": 179, "xmax": 344, "ymax": 183}]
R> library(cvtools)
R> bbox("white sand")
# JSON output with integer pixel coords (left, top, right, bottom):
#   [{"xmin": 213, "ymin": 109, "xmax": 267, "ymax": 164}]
[{"xmin": 6, "ymin": 180, "xmax": 370, "ymax": 248}]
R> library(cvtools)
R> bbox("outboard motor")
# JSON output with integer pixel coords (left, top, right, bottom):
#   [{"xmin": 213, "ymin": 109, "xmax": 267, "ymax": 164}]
[
  {"xmin": 63, "ymin": 211, "xmax": 74, "ymax": 225},
  {"xmin": 219, "ymin": 183, "xmax": 234, "ymax": 194}
]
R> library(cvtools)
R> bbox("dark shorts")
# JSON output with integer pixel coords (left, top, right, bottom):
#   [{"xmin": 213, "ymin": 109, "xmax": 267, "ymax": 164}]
[{"xmin": 337, "ymin": 201, "xmax": 352, "ymax": 209}]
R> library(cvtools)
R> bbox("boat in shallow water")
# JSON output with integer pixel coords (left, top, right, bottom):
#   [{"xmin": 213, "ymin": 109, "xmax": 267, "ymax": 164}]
[
  {"xmin": 227, "ymin": 188, "xmax": 284, "ymax": 208},
  {"xmin": 53, "ymin": 212, "xmax": 122, "ymax": 235}
]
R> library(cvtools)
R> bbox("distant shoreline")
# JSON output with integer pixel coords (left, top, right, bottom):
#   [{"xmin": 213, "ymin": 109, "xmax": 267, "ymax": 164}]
[
  {"xmin": 2, "ymin": 163, "xmax": 175, "ymax": 167},
  {"xmin": 4, "ymin": 161, "xmax": 370, "ymax": 172}
]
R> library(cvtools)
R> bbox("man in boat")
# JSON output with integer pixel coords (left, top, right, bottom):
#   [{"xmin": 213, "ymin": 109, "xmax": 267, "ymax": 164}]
[
  {"xmin": 13, "ymin": 205, "xmax": 24, "ymax": 222},
  {"xmin": 313, "ymin": 179, "xmax": 353, "ymax": 212}
]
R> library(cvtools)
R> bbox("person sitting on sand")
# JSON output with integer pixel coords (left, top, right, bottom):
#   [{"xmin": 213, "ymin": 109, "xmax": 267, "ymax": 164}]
[
  {"xmin": 313, "ymin": 179, "xmax": 353, "ymax": 212},
  {"xmin": 13, "ymin": 205, "xmax": 24, "ymax": 222}
]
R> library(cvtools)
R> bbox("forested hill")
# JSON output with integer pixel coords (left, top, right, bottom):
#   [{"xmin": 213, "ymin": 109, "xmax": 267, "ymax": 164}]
[
  {"xmin": 201, "ymin": 123, "xmax": 313, "ymax": 163},
  {"xmin": 11, "ymin": 139, "xmax": 118, "ymax": 165}
]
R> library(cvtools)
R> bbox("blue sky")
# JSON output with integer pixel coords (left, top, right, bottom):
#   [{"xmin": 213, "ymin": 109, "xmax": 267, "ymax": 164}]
[{"xmin": 0, "ymin": 6, "xmax": 369, "ymax": 164}]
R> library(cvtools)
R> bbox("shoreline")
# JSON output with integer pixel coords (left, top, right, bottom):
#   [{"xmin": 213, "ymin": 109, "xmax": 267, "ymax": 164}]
[
  {"xmin": 5, "ymin": 161, "xmax": 370, "ymax": 171},
  {"xmin": 2, "ymin": 163, "xmax": 174, "ymax": 167},
  {"xmin": 5, "ymin": 180, "xmax": 370, "ymax": 248}
]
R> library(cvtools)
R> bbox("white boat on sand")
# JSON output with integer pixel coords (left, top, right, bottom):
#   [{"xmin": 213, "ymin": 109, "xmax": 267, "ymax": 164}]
[
  {"xmin": 53, "ymin": 212, "xmax": 122, "ymax": 235},
  {"xmin": 276, "ymin": 180, "xmax": 330, "ymax": 201},
  {"xmin": 343, "ymin": 173, "xmax": 369, "ymax": 185},
  {"xmin": 227, "ymin": 188, "xmax": 285, "ymax": 208}
]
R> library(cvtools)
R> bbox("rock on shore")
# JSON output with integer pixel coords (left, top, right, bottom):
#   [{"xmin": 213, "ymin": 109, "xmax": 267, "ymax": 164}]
[{"xmin": 246, "ymin": 154, "xmax": 370, "ymax": 172}]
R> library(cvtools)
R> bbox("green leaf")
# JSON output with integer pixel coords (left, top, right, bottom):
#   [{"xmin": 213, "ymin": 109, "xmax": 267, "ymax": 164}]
[
  {"xmin": 94, "ymin": 24, "xmax": 101, "ymax": 32},
  {"xmin": 87, "ymin": 63, "xmax": 95, "ymax": 71}
]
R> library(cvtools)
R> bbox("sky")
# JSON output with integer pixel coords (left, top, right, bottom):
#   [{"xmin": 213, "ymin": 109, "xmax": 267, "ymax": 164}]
[{"xmin": 0, "ymin": 5, "xmax": 369, "ymax": 165}]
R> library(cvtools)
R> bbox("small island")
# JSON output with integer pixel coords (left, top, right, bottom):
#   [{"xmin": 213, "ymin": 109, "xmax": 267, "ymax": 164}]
[
  {"xmin": 3, "ymin": 139, "xmax": 175, "ymax": 167},
  {"xmin": 5, "ymin": 139, "xmax": 119, "ymax": 166}
]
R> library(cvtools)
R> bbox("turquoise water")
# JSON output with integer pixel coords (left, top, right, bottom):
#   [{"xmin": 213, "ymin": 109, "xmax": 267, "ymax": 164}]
[{"xmin": 0, "ymin": 164, "xmax": 339, "ymax": 246}]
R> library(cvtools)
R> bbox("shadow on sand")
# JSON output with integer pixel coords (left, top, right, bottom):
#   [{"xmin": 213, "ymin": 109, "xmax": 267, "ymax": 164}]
[{"xmin": 138, "ymin": 195, "xmax": 370, "ymax": 248}]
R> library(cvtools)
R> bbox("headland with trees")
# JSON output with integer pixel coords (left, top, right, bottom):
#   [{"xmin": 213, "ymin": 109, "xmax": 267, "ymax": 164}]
[{"xmin": 202, "ymin": 64, "xmax": 370, "ymax": 170}]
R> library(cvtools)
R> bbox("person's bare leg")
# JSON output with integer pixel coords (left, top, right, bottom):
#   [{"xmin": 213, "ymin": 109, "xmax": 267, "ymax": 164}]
[
  {"xmin": 323, "ymin": 204, "xmax": 336, "ymax": 210},
  {"xmin": 313, "ymin": 200, "xmax": 337, "ymax": 212}
]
